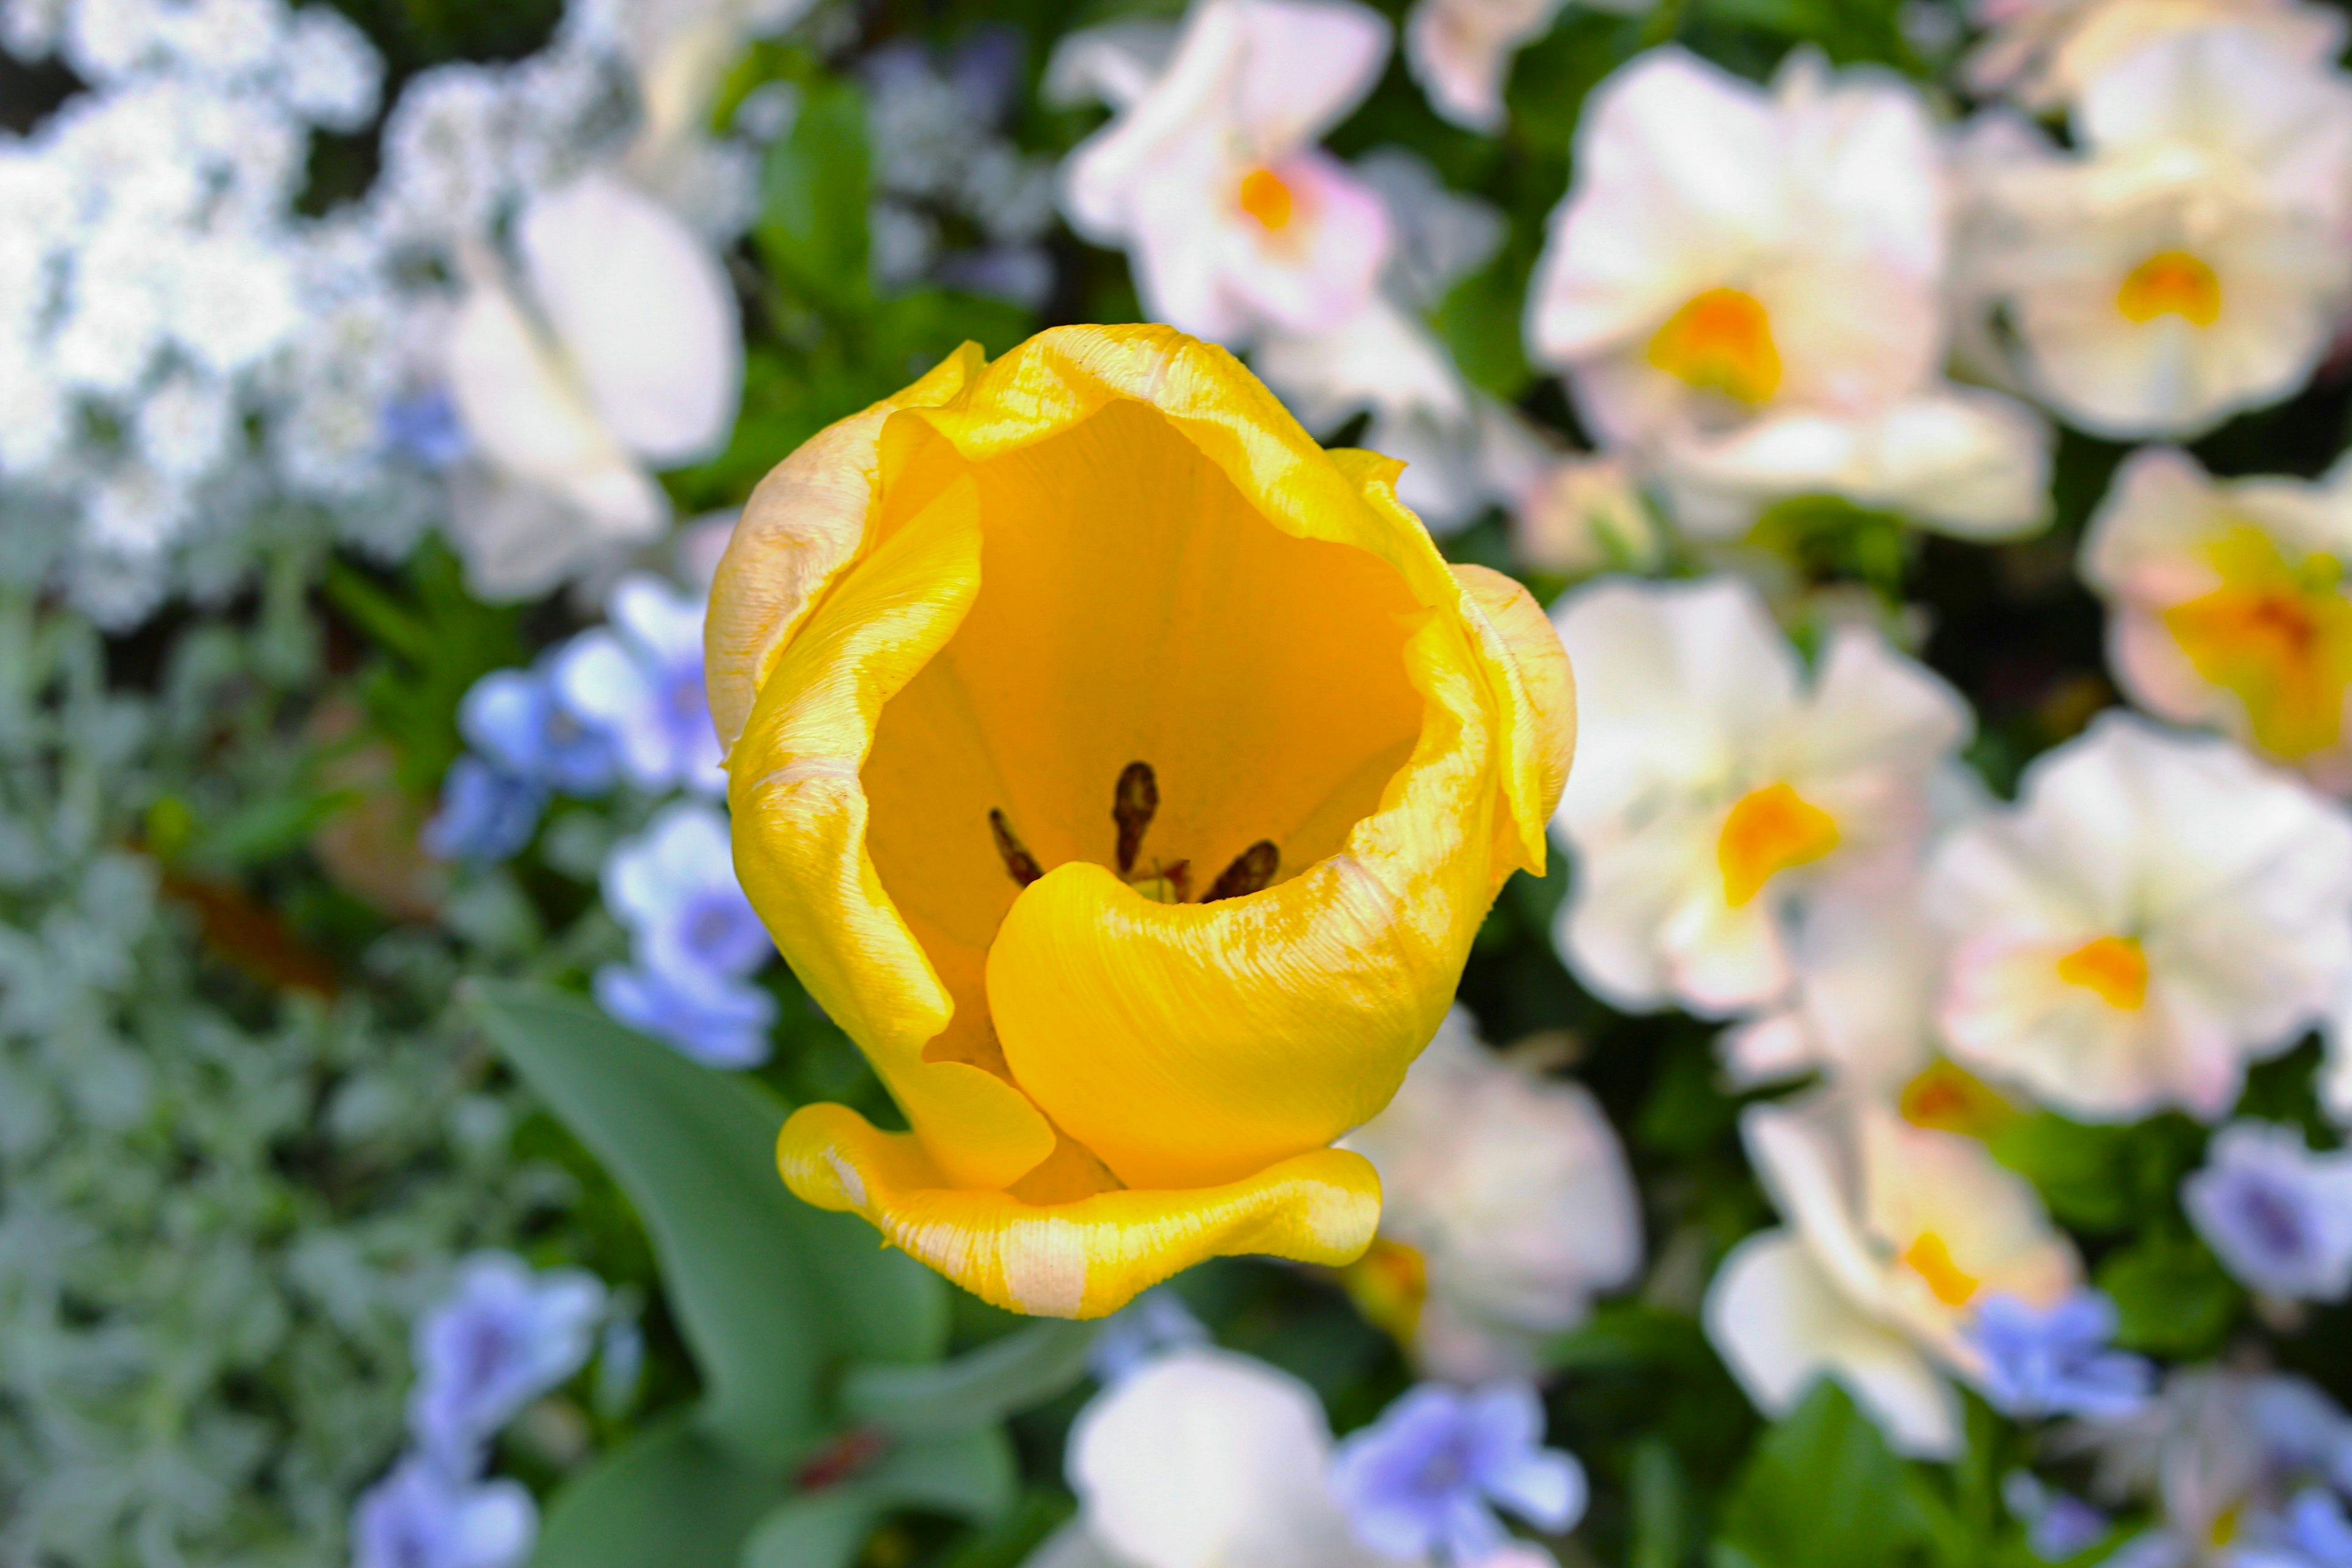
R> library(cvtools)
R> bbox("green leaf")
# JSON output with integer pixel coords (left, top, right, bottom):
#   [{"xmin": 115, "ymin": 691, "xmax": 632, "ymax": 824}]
[
  {"xmin": 1986, "ymin": 1113, "xmax": 2207, "ymax": 1234},
  {"xmin": 840, "ymin": 1320, "xmax": 1100, "ymax": 1438},
  {"xmin": 2095, "ymin": 1228, "xmax": 2242, "ymax": 1357},
  {"xmin": 532, "ymin": 1415, "xmax": 783, "ymax": 1568},
  {"xmin": 470, "ymin": 982, "xmax": 948, "ymax": 1461},
  {"xmin": 739, "ymin": 1430, "xmax": 1019, "ymax": 1568},
  {"xmin": 1711, "ymin": 1381, "xmax": 1932, "ymax": 1568},
  {"xmin": 758, "ymin": 78, "xmax": 870, "ymax": 312}
]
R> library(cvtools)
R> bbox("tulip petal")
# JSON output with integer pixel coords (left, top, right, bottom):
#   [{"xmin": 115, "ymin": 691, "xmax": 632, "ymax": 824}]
[
  {"xmin": 778, "ymin": 1103, "xmax": 1382, "ymax": 1319},
  {"xmin": 706, "ymin": 342, "xmax": 985, "ymax": 750},
  {"xmin": 730, "ymin": 473, "xmax": 1058, "ymax": 1191},
  {"xmin": 1450, "ymin": 561, "xmax": 1577, "ymax": 860},
  {"xmin": 986, "ymin": 609, "xmax": 1499, "ymax": 1189}
]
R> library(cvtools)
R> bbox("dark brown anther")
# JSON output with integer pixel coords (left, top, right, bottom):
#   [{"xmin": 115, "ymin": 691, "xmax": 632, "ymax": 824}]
[
  {"xmin": 1113, "ymin": 761, "xmax": 1158, "ymax": 875},
  {"xmin": 990, "ymin": 809, "xmax": 1042, "ymax": 887},
  {"xmin": 1204, "ymin": 840, "xmax": 1279, "ymax": 902}
]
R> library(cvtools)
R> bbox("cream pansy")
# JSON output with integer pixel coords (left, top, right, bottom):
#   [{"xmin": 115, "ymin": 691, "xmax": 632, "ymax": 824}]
[
  {"xmin": 1549, "ymin": 575, "xmax": 1970, "ymax": 1017},
  {"xmin": 1959, "ymin": 24, "xmax": 2352, "ymax": 439},
  {"xmin": 1926, "ymin": 712, "xmax": 2352, "ymax": 1122},
  {"xmin": 1037, "ymin": 1348, "xmax": 1434, "ymax": 1568},
  {"xmin": 1402, "ymin": 0, "xmax": 1655, "ymax": 131},
  {"xmin": 442, "ymin": 170, "xmax": 742, "ymax": 600},
  {"xmin": 1704, "ymin": 1096, "xmax": 2079, "ymax": 1459},
  {"xmin": 1339, "ymin": 1011, "xmax": 1642, "ymax": 1382},
  {"xmin": 1527, "ymin": 47, "xmax": 2049, "ymax": 539},
  {"xmin": 2079, "ymin": 445, "xmax": 2352, "ymax": 788},
  {"xmin": 1055, "ymin": 0, "xmax": 1393, "ymax": 346}
]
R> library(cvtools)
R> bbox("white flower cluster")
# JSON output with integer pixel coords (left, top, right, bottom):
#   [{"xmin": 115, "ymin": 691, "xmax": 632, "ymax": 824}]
[{"xmin": 0, "ymin": 0, "xmax": 793, "ymax": 625}]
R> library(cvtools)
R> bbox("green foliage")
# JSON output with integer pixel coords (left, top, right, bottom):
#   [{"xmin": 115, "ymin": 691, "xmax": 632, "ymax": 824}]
[
  {"xmin": 1711, "ymin": 1382, "xmax": 1934, "ymax": 1568},
  {"xmin": 2096, "ymin": 1229, "xmax": 2242, "ymax": 1359}
]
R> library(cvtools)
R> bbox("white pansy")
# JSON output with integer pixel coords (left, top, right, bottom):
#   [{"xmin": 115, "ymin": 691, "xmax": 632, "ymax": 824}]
[
  {"xmin": 1052, "ymin": 1348, "xmax": 1420, "ymax": 1568},
  {"xmin": 1960, "ymin": 24, "xmax": 2352, "ymax": 439},
  {"xmin": 1926, "ymin": 713, "xmax": 2352, "ymax": 1122},
  {"xmin": 1964, "ymin": 0, "xmax": 2346, "ymax": 113},
  {"xmin": 1340, "ymin": 1011, "xmax": 1642, "ymax": 1381},
  {"xmin": 1705, "ymin": 1096, "xmax": 2079, "ymax": 1459},
  {"xmin": 1057, "ymin": 0, "xmax": 1393, "ymax": 345},
  {"xmin": 441, "ymin": 172, "xmax": 741, "ymax": 600},
  {"xmin": 1528, "ymin": 46, "xmax": 2049, "ymax": 538},
  {"xmin": 1550, "ymin": 575, "xmax": 1971, "ymax": 1016},
  {"xmin": 2078, "ymin": 445, "xmax": 2352, "ymax": 788},
  {"xmin": 1719, "ymin": 871, "xmax": 1942, "ymax": 1093},
  {"xmin": 1255, "ymin": 147, "xmax": 1556, "ymax": 535},
  {"xmin": 1404, "ymin": 0, "xmax": 1656, "ymax": 130},
  {"xmin": 1510, "ymin": 454, "xmax": 1662, "ymax": 576}
]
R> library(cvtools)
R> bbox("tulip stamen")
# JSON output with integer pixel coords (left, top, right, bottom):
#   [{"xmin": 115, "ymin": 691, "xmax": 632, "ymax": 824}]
[
  {"xmin": 1204, "ymin": 840, "xmax": 1279, "ymax": 902},
  {"xmin": 1114, "ymin": 761, "xmax": 1158, "ymax": 875},
  {"xmin": 989, "ymin": 809, "xmax": 1042, "ymax": 886}
]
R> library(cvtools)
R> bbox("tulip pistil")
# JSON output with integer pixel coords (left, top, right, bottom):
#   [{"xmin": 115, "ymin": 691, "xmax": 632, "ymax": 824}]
[{"xmin": 988, "ymin": 761, "xmax": 1283, "ymax": 903}]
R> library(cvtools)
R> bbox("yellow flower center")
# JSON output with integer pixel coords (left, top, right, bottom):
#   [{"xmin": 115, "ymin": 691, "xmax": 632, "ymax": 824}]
[
  {"xmin": 2162, "ymin": 526, "xmax": 2352, "ymax": 758},
  {"xmin": 1899, "ymin": 1231, "xmax": 1980, "ymax": 1308},
  {"xmin": 1647, "ymin": 287, "xmax": 1782, "ymax": 405},
  {"xmin": 1899, "ymin": 1060, "xmax": 2015, "ymax": 1138},
  {"xmin": 1340, "ymin": 1236, "xmax": 1428, "ymax": 1345},
  {"xmin": 1237, "ymin": 165, "xmax": 1295, "ymax": 231},
  {"xmin": 992, "ymin": 760, "xmax": 1276, "ymax": 907},
  {"xmin": 2117, "ymin": 249, "xmax": 2222, "ymax": 326},
  {"xmin": 1717, "ymin": 782, "xmax": 1840, "ymax": 907},
  {"xmin": 2056, "ymin": 935, "xmax": 2148, "ymax": 1011}
]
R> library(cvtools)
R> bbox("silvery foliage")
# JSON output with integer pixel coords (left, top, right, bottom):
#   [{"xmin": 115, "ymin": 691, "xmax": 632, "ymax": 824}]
[
  {"xmin": 0, "ymin": 581, "xmax": 559, "ymax": 1566},
  {"xmin": 0, "ymin": 0, "xmax": 750, "ymax": 629}
]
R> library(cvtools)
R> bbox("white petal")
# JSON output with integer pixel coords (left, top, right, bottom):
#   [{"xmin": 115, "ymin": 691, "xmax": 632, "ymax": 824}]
[
  {"xmin": 516, "ymin": 170, "xmax": 744, "ymax": 465},
  {"xmin": 1703, "ymin": 1229, "xmax": 1964, "ymax": 1461}
]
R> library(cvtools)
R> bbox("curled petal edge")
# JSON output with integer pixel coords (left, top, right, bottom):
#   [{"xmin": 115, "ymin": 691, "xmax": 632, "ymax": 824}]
[{"xmin": 778, "ymin": 1102, "xmax": 1382, "ymax": 1319}]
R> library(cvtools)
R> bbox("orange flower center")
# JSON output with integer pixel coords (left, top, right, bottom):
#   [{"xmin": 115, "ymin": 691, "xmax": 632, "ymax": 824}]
[
  {"xmin": 1717, "ymin": 782, "xmax": 1840, "ymax": 907},
  {"xmin": 2117, "ymin": 250, "xmax": 2222, "ymax": 326},
  {"xmin": 1237, "ymin": 165, "xmax": 1295, "ymax": 232},
  {"xmin": 2162, "ymin": 526, "xmax": 2352, "ymax": 759},
  {"xmin": 1899, "ymin": 1231, "xmax": 1980, "ymax": 1308},
  {"xmin": 1647, "ymin": 287, "xmax": 1782, "ymax": 405},
  {"xmin": 2056, "ymin": 935, "xmax": 2148, "ymax": 1011}
]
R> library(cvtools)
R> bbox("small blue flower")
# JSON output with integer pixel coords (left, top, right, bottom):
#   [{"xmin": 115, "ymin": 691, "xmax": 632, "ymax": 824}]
[
  {"xmin": 407, "ymin": 1253, "xmax": 605, "ymax": 1471},
  {"xmin": 351, "ymin": 1456, "xmax": 535, "ymax": 1568},
  {"xmin": 2288, "ymin": 1490, "xmax": 2352, "ymax": 1568},
  {"xmin": 1329, "ymin": 1382, "xmax": 1586, "ymax": 1564},
  {"xmin": 2183, "ymin": 1121, "xmax": 2352, "ymax": 1302},
  {"xmin": 1087, "ymin": 1289, "xmax": 1213, "ymax": 1384},
  {"xmin": 460, "ymin": 663, "xmax": 616, "ymax": 796},
  {"xmin": 593, "ymin": 959, "xmax": 778, "ymax": 1069},
  {"xmin": 2003, "ymin": 1471, "xmax": 2109, "ymax": 1562},
  {"xmin": 553, "ymin": 575, "xmax": 723, "ymax": 796},
  {"xmin": 1966, "ymin": 1291, "xmax": 2153, "ymax": 1420},
  {"xmin": 381, "ymin": 388, "xmax": 470, "ymax": 470},
  {"xmin": 350, "ymin": 1457, "xmax": 535, "ymax": 1568},
  {"xmin": 422, "ymin": 756, "xmax": 543, "ymax": 864},
  {"xmin": 602, "ymin": 803, "xmax": 772, "ymax": 986}
]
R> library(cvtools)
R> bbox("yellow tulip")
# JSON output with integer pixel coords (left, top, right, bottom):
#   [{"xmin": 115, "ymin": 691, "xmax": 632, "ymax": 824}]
[{"xmin": 706, "ymin": 325, "xmax": 1574, "ymax": 1318}]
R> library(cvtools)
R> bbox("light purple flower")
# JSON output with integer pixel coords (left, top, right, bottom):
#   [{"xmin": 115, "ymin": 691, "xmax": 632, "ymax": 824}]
[
  {"xmin": 2287, "ymin": 1490, "xmax": 2352, "ymax": 1568},
  {"xmin": 553, "ymin": 575, "xmax": 723, "ymax": 795},
  {"xmin": 350, "ymin": 1457, "xmax": 535, "ymax": 1568},
  {"xmin": 1087, "ymin": 1289, "xmax": 1213, "ymax": 1384},
  {"xmin": 382, "ymin": 388, "xmax": 469, "ymax": 470},
  {"xmin": 407, "ymin": 1253, "xmax": 605, "ymax": 1471},
  {"xmin": 1329, "ymin": 1382, "xmax": 1586, "ymax": 1564},
  {"xmin": 422, "ymin": 756, "xmax": 543, "ymax": 864},
  {"xmin": 461, "ymin": 662, "xmax": 617, "ymax": 796},
  {"xmin": 2004, "ymin": 1471, "xmax": 2109, "ymax": 1562},
  {"xmin": 1966, "ymin": 1291, "xmax": 2152, "ymax": 1420},
  {"xmin": 601, "ymin": 802, "xmax": 772, "ymax": 987},
  {"xmin": 594, "ymin": 958, "xmax": 778, "ymax": 1068},
  {"xmin": 2183, "ymin": 1121, "xmax": 2352, "ymax": 1302}
]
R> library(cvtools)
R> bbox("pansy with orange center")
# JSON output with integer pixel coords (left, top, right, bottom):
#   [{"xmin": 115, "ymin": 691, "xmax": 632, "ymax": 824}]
[
  {"xmin": 706, "ymin": 326, "xmax": 1572, "ymax": 1318},
  {"xmin": 1927, "ymin": 713, "xmax": 2352, "ymax": 1123},
  {"xmin": 1526, "ymin": 47, "xmax": 2051, "ymax": 540},
  {"xmin": 1548, "ymin": 575, "xmax": 1969, "ymax": 1018},
  {"xmin": 1705, "ymin": 1095, "xmax": 2079, "ymax": 1460},
  {"xmin": 1958, "ymin": 24, "xmax": 2352, "ymax": 438},
  {"xmin": 2082, "ymin": 445, "xmax": 2352, "ymax": 784}
]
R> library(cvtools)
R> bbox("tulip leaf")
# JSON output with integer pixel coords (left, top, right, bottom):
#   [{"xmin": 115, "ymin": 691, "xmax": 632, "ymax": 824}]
[
  {"xmin": 739, "ymin": 1430, "xmax": 1019, "ymax": 1568},
  {"xmin": 758, "ymin": 77, "xmax": 871, "ymax": 314},
  {"xmin": 530, "ymin": 1414, "xmax": 783, "ymax": 1568},
  {"xmin": 840, "ymin": 1320, "xmax": 1101, "ymax": 1438},
  {"xmin": 470, "ymin": 982, "xmax": 948, "ymax": 1461},
  {"xmin": 1710, "ymin": 1381, "xmax": 1933, "ymax": 1568}
]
